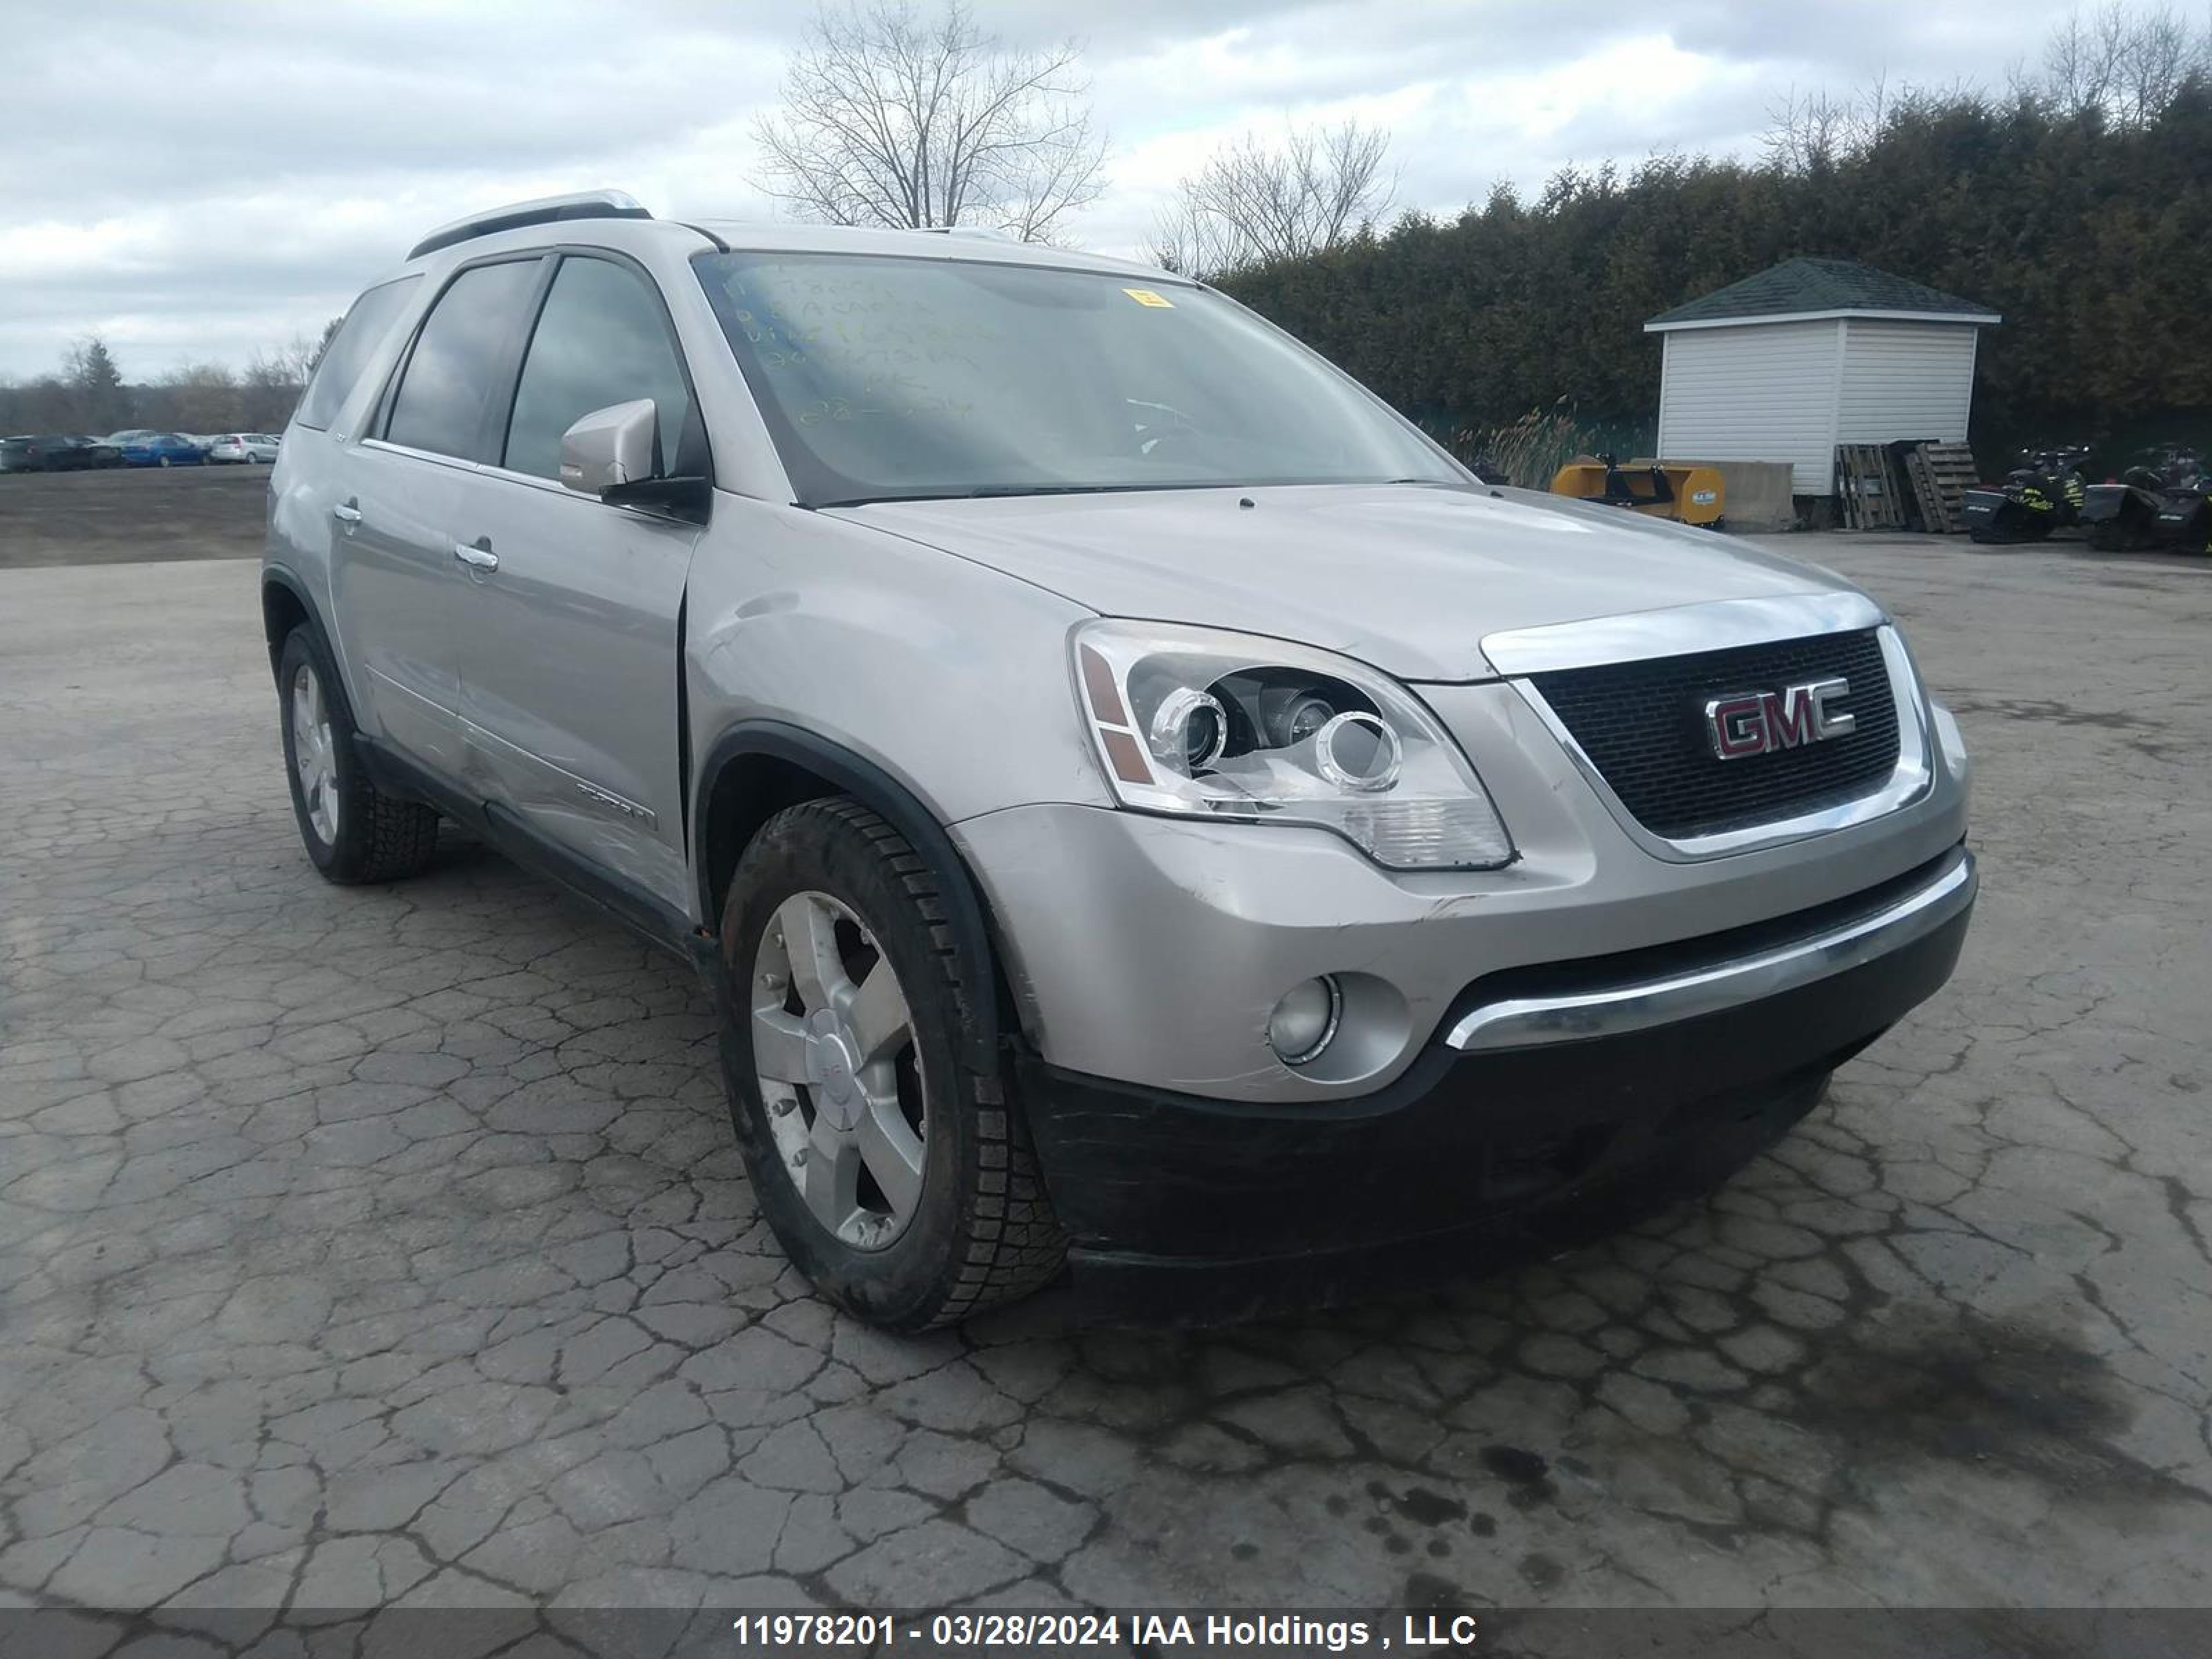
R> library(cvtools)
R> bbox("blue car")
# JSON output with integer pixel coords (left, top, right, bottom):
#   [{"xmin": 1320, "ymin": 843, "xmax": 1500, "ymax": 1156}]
[{"xmin": 118, "ymin": 431, "xmax": 207, "ymax": 467}]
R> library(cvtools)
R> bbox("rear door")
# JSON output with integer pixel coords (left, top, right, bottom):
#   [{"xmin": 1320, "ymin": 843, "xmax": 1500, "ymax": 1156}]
[
  {"xmin": 332, "ymin": 256, "xmax": 543, "ymax": 777},
  {"xmin": 444, "ymin": 251, "xmax": 704, "ymax": 916}
]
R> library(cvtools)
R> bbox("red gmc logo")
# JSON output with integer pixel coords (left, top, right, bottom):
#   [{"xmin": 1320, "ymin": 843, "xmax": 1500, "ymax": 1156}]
[{"xmin": 1705, "ymin": 677, "xmax": 1855, "ymax": 760}]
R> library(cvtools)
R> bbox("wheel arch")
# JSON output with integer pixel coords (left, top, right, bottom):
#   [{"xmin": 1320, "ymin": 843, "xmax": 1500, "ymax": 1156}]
[
  {"xmin": 695, "ymin": 722, "xmax": 1004, "ymax": 1077},
  {"xmin": 260, "ymin": 565, "xmax": 324, "ymax": 682}
]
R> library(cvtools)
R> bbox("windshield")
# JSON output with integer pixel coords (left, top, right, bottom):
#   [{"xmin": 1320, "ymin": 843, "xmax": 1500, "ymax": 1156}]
[{"xmin": 693, "ymin": 251, "xmax": 1461, "ymax": 507}]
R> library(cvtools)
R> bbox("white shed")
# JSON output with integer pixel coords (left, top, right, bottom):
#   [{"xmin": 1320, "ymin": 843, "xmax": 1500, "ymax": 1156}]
[{"xmin": 1645, "ymin": 259, "xmax": 2000, "ymax": 496}]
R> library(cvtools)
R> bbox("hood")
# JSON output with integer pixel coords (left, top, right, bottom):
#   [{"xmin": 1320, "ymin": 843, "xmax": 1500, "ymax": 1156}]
[{"xmin": 830, "ymin": 482, "xmax": 1857, "ymax": 682}]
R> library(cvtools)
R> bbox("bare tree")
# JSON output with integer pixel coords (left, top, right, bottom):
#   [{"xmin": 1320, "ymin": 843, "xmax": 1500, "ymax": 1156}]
[
  {"xmin": 0, "ymin": 375, "xmax": 74, "ymax": 433},
  {"xmin": 1761, "ymin": 79, "xmax": 1893, "ymax": 174},
  {"xmin": 1150, "ymin": 120, "xmax": 1396, "ymax": 279},
  {"xmin": 160, "ymin": 362, "xmax": 244, "ymax": 433},
  {"xmin": 2111, "ymin": 3, "xmax": 2208, "ymax": 120},
  {"xmin": 2036, "ymin": 7, "xmax": 2120, "ymax": 114},
  {"xmin": 241, "ymin": 350, "xmax": 306, "ymax": 432},
  {"xmin": 2028, "ymin": 3, "xmax": 2211, "ymax": 123},
  {"xmin": 752, "ymin": 0, "xmax": 1107, "ymax": 243}
]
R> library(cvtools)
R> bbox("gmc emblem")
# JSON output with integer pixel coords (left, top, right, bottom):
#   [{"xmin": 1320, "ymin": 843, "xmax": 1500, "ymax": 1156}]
[{"xmin": 1705, "ymin": 677, "xmax": 1855, "ymax": 760}]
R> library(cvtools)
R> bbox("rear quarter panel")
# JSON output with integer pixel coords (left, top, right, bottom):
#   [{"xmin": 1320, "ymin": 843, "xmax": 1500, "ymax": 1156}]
[{"xmin": 263, "ymin": 274, "xmax": 440, "ymax": 722}]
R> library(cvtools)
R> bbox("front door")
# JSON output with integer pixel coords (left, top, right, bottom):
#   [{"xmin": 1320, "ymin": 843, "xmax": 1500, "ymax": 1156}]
[{"xmin": 446, "ymin": 252, "xmax": 704, "ymax": 917}]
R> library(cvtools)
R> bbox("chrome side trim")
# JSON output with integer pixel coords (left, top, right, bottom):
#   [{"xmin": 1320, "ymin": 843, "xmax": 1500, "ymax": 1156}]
[
  {"xmin": 1444, "ymin": 848, "xmax": 1976, "ymax": 1053},
  {"xmin": 1481, "ymin": 592, "xmax": 1884, "ymax": 677},
  {"xmin": 359, "ymin": 437, "xmax": 482, "ymax": 476},
  {"xmin": 361, "ymin": 436, "xmax": 686, "ymax": 513},
  {"xmin": 1512, "ymin": 624, "xmax": 1933, "ymax": 862}
]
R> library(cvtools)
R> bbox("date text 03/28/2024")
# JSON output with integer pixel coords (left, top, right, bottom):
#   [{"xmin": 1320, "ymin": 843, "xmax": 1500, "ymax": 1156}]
[{"xmin": 729, "ymin": 1613, "xmax": 1484, "ymax": 1650}]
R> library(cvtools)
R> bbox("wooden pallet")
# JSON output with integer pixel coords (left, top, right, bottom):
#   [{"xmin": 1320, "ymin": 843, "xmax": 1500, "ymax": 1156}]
[
  {"xmin": 1913, "ymin": 442, "xmax": 1978, "ymax": 533},
  {"xmin": 1901, "ymin": 445, "xmax": 1952, "ymax": 532},
  {"xmin": 1835, "ymin": 444, "xmax": 1904, "ymax": 529}
]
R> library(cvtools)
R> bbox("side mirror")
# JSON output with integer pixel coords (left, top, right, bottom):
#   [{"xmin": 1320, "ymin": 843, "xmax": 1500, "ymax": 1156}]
[{"xmin": 559, "ymin": 399, "xmax": 657, "ymax": 496}]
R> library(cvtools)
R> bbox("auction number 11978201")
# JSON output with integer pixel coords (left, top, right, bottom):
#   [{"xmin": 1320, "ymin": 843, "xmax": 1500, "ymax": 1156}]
[
  {"xmin": 733, "ymin": 1613, "xmax": 1131, "ymax": 1647},
  {"xmin": 731, "ymin": 1613, "xmax": 1481, "ymax": 1649}
]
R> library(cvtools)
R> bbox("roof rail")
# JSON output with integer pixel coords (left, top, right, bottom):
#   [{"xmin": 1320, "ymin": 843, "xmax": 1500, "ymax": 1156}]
[
  {"xmin": 407, "ymin": 190, "xmax": 651, "ymax": 261},
  {"xmin": 919, "ymin": 224, "xmax": 1015, "ymax": 242}
]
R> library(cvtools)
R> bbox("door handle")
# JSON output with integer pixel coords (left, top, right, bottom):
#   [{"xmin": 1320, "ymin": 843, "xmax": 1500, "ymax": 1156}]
[
  {"xmin": 451, "ymin": 539, "xmax": 499, "ymax": 573},
  {"xmin": 331, "ymin": 501, "xmax": 362, "ymax": 525}
]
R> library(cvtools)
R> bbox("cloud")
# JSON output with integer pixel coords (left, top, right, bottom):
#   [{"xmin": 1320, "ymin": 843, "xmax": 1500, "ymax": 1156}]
[{"xmin": 1, "ymin": 0, "xmax": 2085, "ymax": 379}]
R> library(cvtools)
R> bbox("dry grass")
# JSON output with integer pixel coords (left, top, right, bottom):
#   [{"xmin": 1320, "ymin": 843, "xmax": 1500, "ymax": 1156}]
[
  {"xmin": 1445, "ymin": 402, "xmax": 1623, "ymax": 490},
  {"xmin": 1442, "ymin": 406, "xmax": 1601, "ymax": 491}
]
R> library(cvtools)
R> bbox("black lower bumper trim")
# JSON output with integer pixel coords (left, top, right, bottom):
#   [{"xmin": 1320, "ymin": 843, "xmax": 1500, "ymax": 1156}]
[{"xmin": 1016, "ymin": 890, "xmax": 1971, "ymax": 1320}]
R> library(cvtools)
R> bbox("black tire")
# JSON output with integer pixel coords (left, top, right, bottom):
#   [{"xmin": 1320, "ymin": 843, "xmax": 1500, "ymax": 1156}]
[
  {"xmin": 276, "ymin": 624, "xmax": 440, "ymax": 884},
  {"xmin": 720, "ymin": 798, "xmax": 1064, "ymax": 1329},
  {"xmin": 158, "ymin": 455, "xmax": 172, "ymax": 468},
  {"xmin": 2188, "ymin": 503, "xmax": 2212, "ymax": 556}
]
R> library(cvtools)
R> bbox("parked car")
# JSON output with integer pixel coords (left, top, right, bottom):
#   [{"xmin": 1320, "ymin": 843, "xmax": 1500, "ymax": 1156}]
[
  {"xmin": 263, "ymin": 193, "xmax": 1977, "ymax": 1330},
  {"xmin": 209, "ymin": 433, "xmax": 282, "ymax": 464},
  {"xmin": 0, "ymin": 433, "xmax": 119, "ymax": 471},
  {"xmin": 118, "ymin": 432, "xmax": 208, "ymax": 467}
]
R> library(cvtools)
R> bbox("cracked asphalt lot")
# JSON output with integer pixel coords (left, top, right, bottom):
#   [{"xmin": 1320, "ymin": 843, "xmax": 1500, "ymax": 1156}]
[{"xmin": 2, "ymin": 539, "xmax": 2208, "ymax": 1619}]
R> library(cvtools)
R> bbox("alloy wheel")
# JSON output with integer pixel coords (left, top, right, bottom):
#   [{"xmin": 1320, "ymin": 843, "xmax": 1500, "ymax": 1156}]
[
  {"xmin": 290, "ymin": 662, "xmax": 339, "ymax": 844},
  {"xmin": 751, "ymin": 890, "xmax": 926, "ymax": 1250}
]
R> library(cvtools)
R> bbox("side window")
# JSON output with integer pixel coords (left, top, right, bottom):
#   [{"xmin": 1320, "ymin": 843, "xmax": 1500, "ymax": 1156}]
[
  {"xmin": 295, "ymin": 275, "xmax": 422, "ymax": 431},
  {"xmin": 502, "ymin": 257, "xmax": 693, "ymax": 481},
  {"xmin": 384, "ymin": 260, "xmax": 541, "ymax": 460}
]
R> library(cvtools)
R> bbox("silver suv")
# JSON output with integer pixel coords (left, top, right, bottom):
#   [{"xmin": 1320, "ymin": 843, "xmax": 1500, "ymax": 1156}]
[{"xmin": 263, "ymin": 191, "xmax": 1976, "ymax": 1330}]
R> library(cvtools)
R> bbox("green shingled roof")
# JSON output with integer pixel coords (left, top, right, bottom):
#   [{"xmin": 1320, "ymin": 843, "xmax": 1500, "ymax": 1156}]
[{"xmin": 1645, "ymin": 258, "xmax": 1998, "ymax": 329}]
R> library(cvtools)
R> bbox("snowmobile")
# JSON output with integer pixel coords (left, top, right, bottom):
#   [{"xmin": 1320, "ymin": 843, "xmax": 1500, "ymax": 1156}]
[
  {"xmin": 1960, "ymin": 445, "xmax": 2091, "ymax": 544},
  {"xmin": 2081, "ymin": 444, "xmax": 2212, "ymax": 554}
]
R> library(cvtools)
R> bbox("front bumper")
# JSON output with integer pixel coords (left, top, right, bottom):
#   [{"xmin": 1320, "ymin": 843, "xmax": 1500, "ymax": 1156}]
[
  {"xmin": 1016, "ymin": 845, "xmax": 1974, "ymax": 1317},
  {"xmin": 955, "ymin": 679, "xmax": 1971, "ymax": 1103}
]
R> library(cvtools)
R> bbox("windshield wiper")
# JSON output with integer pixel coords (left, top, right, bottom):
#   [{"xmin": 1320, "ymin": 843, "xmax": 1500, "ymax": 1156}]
[
  {"xmin": 961, "ymin": 483, "xmax": 1164, "ymax": 498},
  {"xmin": 817, "ymin": 481, "xmax": 1236, "ymax": 508}
]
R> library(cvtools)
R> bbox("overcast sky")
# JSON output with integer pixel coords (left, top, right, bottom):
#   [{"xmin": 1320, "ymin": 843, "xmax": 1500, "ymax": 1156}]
[{"xmin": 1, "ymin": 0, "xmax": 2086, "ymax": 381}]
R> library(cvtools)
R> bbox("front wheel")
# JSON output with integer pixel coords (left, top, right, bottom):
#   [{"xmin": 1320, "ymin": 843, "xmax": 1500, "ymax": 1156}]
[{"xmin": 720, "ymin": 798, "xmax": 1064, "ymax": 1329}]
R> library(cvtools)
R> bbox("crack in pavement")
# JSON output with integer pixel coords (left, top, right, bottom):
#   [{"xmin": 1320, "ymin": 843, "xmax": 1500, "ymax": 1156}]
[{"xmin": 1, "ymin": 545, "xmax": 2208, "ymax": 1622}]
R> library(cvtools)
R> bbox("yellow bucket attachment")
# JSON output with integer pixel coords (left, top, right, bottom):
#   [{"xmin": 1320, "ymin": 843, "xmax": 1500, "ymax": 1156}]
[{"xmin": 1550, "ymin": 456, "xmax": 1725, "ymax": 527}]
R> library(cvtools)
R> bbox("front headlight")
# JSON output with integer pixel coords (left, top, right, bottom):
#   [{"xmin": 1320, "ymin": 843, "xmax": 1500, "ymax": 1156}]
[{"xmin": 1071, "ymin": 620, "xmax": 1515, "ymax": 870}]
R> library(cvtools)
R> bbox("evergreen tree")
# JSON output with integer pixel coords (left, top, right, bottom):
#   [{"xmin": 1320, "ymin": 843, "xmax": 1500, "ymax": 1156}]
[
  {"xmin": 1217, "ymin": 79, "xmax": 2212, "ymax": 471},
  {"xmin": 65, "ymin": 336, "xmax": 130, "ymax": 433}
]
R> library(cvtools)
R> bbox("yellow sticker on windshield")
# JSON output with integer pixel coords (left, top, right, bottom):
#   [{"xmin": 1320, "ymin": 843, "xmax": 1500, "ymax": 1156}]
[{"xmin": 1123, "ymin": 288, "xmax": 1175, "ymax": 308}]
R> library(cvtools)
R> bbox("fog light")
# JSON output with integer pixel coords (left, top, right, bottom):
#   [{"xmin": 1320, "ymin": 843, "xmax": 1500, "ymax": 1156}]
[{"xmin": 1268, "ymin": 975, "xmax": 1342, "ymax": 1066}]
